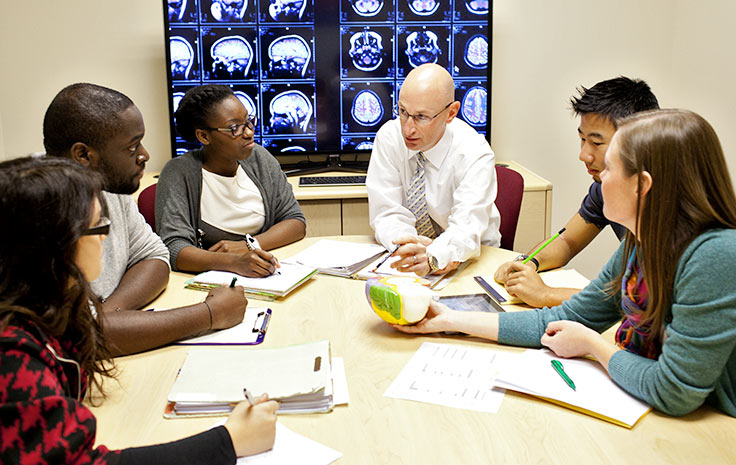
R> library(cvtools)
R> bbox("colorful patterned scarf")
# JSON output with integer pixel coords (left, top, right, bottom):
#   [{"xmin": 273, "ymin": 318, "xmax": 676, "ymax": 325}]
[{"xmin": 614, "ymin": 248, "xmax": 661, "ymax": 359}]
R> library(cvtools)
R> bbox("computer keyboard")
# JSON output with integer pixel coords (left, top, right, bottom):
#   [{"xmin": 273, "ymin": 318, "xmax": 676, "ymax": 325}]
[{"xmin": 299, "ymin": 175, "xmax": 367, "ymax": 187}]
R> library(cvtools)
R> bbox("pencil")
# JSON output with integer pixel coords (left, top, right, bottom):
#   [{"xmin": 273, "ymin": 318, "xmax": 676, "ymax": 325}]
[{"xmin": 523, "ymin": 228, "xmax": 566, "ymax": 264}]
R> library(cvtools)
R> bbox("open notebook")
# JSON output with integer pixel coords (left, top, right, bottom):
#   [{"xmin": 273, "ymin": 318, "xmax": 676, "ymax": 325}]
[
  {"xmin": 185, "ymin": 262, "xmax": 318, "ymax": 301},
  {"xmin": 493, "ymin": 349, "xmax": 651, "ymax": 428},
  {"xmin": 285, "ymin": 239, "xmax": 386, "ymax": 277},
  {"xmin": 165, "ymin": 340, "xmax": 334, "ymax": 417}
]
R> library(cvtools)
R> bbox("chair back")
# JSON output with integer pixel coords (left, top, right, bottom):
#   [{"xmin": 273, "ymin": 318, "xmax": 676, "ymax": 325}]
[
  {"xmin": 495, "ymin": 165, "xmax": 524, "ymax": 250},
  {"xmin": 137, "ymin": 183, "xmax": 157, "ymax": 232}
]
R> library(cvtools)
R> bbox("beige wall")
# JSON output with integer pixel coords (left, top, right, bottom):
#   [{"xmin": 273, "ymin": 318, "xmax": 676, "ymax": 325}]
[{"xmin": 1, "ymin": 0, "xmax": 735, "ymax": 278}]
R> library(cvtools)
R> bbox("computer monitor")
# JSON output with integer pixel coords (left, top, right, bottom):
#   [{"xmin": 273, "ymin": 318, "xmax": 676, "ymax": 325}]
[{"xmin": 163, "ymin": 0, "xmax": 491, "ymax": 175}]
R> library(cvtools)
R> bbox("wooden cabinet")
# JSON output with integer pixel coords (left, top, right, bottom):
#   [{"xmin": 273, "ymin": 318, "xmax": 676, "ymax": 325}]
[{"xmin": 289, "ymin": 160, "xmax": 552, "ymax": 252}]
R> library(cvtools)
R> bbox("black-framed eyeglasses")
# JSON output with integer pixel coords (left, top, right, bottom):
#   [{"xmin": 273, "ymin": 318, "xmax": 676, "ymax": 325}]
[
  {"xmin": 205, "ymin": 114, "xmax": 258, "ymax": 138},
  {"xmin": 83, "ymin": 216, "xmax": 111, "ymax": 236},
  {"xmin": 393, "ymin": 102, "xmax": 453, "ymax": 126}
]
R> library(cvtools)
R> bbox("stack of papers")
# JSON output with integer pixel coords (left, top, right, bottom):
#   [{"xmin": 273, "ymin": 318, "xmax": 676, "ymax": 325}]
[
  {"xmin": 166, "ymin": 340, "xmax": 335, "ymax": 417},
  {"xmin": 185, "ymin": 262, "xmax": 318, "ymax": 301},
  {"xmin": 493, "ymin": 349, "xmax": 651, "ymax": 428},
  {"xmin": 286, "ymin": 239, "xmax": 386, "ymax": 277}
]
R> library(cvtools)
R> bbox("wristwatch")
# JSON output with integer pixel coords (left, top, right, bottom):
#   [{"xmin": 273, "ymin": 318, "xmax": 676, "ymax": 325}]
[
  {"xmin": 427, "ymin": 253, "xmax": 441, "ymax": 273},
  {"xmin": 514, "ymin": 254, "xmax": 539, "ymax": 271}
]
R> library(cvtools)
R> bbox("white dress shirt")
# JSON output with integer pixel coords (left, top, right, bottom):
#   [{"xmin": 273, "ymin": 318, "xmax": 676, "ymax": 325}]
[{"xmin": 366, "ymin": 118, "xmax": 501, "ymax": 268}]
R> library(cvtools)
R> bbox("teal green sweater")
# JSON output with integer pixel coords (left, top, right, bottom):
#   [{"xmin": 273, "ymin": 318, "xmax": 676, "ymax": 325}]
[{"xmin": 498, "ymin": 229, "xmax": 736, "ymax": 417}]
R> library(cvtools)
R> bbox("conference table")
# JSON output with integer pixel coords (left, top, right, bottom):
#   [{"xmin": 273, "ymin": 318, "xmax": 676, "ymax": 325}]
[{"xmin": 90, "ymin": 236, "xmax": 736, "ymax": 464}]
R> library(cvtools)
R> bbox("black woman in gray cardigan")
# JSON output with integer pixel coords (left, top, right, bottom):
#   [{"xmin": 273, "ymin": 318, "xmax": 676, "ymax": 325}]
[{"xmin": 156, "ymin": 85, "xmax": 306, "ymax": 277}]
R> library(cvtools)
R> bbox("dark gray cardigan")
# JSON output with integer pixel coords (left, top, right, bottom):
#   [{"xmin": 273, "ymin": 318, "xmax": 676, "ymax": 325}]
[{"xmin": 155, "ymin": 146, "xmax": 305, "ymax": 270}]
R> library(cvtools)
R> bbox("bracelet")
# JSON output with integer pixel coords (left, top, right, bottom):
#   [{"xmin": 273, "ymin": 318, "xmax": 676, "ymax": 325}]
[{"xmin": 202, "ymin": 300, "xmax": 213, "ymax": 330}]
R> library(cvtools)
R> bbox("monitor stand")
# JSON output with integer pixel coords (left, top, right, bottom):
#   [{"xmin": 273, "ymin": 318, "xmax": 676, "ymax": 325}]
[{"xmin": 281, "ymin": 153, "xmax": 368, "ymax": 177}]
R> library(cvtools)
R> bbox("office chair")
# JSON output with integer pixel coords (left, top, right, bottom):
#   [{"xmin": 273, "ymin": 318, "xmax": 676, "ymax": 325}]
[
  {"xmin": 495, "ymin": 165, "xmax": 525, "ymax": 250},
  {"xmin": 137, "ymin": 183, "xmax": 157, "ymax": 232}
]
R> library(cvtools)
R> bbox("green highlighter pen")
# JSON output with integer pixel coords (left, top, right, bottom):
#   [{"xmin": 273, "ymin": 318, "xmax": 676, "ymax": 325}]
[
  {"xmin": 551, "ymin": 359, "xmax": 576, "ymax": 391},
  {"xmin": 523, "ymin": 228, "xmax": 566, "ymax": 265}
]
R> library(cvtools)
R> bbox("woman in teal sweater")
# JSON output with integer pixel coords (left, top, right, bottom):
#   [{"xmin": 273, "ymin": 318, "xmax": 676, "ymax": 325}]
[{"xmin": 394, "ymin": 109, "xmax": 736, "ymax": 417}]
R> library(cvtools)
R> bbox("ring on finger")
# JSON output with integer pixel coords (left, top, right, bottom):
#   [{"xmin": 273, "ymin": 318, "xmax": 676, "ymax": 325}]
[{"xmin": 413, "ymin": 255, "xmax": 418, "ymax": 265}]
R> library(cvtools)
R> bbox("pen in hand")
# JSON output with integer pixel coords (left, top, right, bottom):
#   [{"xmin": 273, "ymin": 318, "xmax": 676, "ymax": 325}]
[
  {"xmin": 243, "ymin": 388, "xmax": 254, "ymax": 406},
  {"xmin": 230, "ymin": 276, "xmax": 237, "ymax": 288},
  {"xmin": 372, "ymin": 245, "xmax": 399, "ymax": 272},
  {"xmin": 523, "ymin": 227, "xmax": 566, "ymax": 265},
  {"xmin": 245, "ymin": 234, "xmax": 281, "ymax": 275}
]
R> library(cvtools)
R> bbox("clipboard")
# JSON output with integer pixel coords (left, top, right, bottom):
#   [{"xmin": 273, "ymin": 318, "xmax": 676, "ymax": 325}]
[
  {"xmin": 474, "ymin": 275, "xmax": 509, "ymax": 308},
  {"xmin": 158, "ymin": 307, "xmax": 271, "ymax": 345}
]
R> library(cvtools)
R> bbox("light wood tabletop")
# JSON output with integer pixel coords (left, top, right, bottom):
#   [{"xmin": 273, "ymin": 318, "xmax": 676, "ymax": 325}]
[{"xmin": 90, "ymin": 236, "xmax": 736, "ymax": 465}]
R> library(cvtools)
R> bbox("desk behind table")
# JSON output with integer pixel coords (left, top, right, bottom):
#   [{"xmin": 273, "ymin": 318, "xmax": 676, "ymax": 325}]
[{"xmin": 91, "ymin": 236, "xmax": 736, "ymax": 465}]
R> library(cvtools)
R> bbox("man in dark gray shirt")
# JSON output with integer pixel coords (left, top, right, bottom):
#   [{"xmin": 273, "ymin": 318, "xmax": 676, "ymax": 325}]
[{"xmin": 494, "ymin": 77, "xmax": 659, "ymax": 307}]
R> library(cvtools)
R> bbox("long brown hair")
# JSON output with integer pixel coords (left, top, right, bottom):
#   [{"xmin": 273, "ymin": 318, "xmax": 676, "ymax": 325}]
[
  {"xmin": 0, "ymin": 157, "xmax": 116, "ymax": 399},
  {"xmin": 610, "ymin": 109, "xmax": 736, "ymax": 346}
]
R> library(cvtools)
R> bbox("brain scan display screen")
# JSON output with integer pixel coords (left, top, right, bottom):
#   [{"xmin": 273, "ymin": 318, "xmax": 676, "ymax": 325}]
[{"xmin": 164, "ymin": 0, "xmax": 490, "ymax": 159}]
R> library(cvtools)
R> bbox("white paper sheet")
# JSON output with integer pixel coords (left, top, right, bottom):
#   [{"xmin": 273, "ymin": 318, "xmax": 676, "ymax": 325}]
[
  {"xmin": 384, "ymin": 342, "xmax": 507, "ymax": 413},
  {"xmin": 494, "ymin": 349, "xmax": 650, "ymax": 427},
  {"xmin": 237, "ymin": 422, "xmax": 342, "ymax": 465},
  {"xmin": 286, "ymin": 239, "xmax": 386, "ymax": 269}
]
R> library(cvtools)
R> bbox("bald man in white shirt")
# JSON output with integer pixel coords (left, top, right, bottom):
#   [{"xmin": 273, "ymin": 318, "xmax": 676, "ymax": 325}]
[{"xmin": 366, "ymin": 64, "xmax": 500, "ymax": 276}]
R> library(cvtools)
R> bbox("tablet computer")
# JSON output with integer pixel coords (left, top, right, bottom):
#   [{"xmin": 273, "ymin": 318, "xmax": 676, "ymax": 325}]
[{"xmin": 437, "ymin": 293, "xmax": 504, "ymax": 314}]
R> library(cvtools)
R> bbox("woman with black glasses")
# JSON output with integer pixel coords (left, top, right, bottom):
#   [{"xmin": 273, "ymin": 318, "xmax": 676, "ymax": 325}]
[
  {"xmin": 156, "ymin": 84, "xmax": 306, "ymax": 278},
  {"xmin": 0, "ymin": 156, "xmax": 278, "ymax": 464}
]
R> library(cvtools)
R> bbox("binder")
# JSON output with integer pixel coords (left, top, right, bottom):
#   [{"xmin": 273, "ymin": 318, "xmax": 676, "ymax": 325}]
[{"xmin": 165, "ymin": 340, "xmax": 334, "ymax": 418}]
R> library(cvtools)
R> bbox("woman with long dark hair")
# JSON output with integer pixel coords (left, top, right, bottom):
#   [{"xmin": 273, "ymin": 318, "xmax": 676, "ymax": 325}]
[
  {"xmin": 0, "ymin": 157, "xmax": 278, "ymax": 464},
  {"xmin": 391, "ymin": 109, "xmax": 736, "ymax": 417}
]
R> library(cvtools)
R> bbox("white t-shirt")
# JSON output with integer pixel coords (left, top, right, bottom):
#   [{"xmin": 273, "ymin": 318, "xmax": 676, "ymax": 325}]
[{"xmin": 200, "ymin": 166, "xmax": 266, "ymax": 235}]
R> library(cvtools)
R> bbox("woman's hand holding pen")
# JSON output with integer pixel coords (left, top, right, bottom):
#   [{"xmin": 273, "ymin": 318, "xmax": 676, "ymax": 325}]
[
  {"xmin": 225, "ymin": 393, "xmax": 279, "ymax": 457},
  {"xmin": 229, "ymin": 249, "xmax": 280, "ymax": 277},
  {"xmin": 204, "ymin": 286, "xmax": 248, "ymax": 330}
]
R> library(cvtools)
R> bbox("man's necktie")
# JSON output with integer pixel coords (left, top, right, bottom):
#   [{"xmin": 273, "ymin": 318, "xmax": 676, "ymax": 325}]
[{"xmin": 406, "ymin": 152, "xmax": 437, "ymax": 238}]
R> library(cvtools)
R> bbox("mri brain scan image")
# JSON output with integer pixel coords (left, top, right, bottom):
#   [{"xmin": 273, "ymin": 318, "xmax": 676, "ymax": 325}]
[
  {"xmin": 170, "ymin": 37, "xmax": 194, "ymax": 79},
  {"xmin": 464, "ymin": 34, "xmax": 487, "ymax": 69},
  {"xmin": 405, "ymin": 30, "xmax": 440, "ymax": 68},
  {"xmin": 268, "ymin": 0, "xmax": 307, "ymax": 21},
  {"xmin": 349, "ymin": 29, "xmax": 384, "ymax": 72},
  {"xmin": 269, "ymin": 90, "xmax": 313, "ymax": 133},
  {"xmin": 210, "ymin": 36, "xmax": 253, "ymax": 79},
  {"xmin": 461, "ymin": 85, "xmax": 487, "ymax": 126},
  {"xmin": 465, "ymin": 0, "xmax": 489, "ymax": 15},
  {"xmin": 268, "ymin": 34, "xmax": 311, "ymax": 78},
  {"xmin": 356, "ymin": 141, "xmax": 374, "ymax": 150},
  {"xmin": 349, "ymin": 0, "xmax": 384, "ymax": 17},
  {"xmin": 351, "ymin": 89, "xmax": 384, "ymax": 126},
  {"xmin": 168, "ymin": 0, "xmax": 187, "ymax": 21},
  {"xmin": 211, "ymin": 0, "xmax": 248, "ymax": 21},
  {"xmin": 233, "ymin": 91, "xmax": 257, "ymax": 118},
  {"xmin": 407, "ymin": 0, "xmax": 440, "ymax": 16}
]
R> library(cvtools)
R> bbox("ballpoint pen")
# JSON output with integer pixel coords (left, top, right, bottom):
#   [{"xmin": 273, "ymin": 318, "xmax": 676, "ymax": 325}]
[
  {"xmin": 551, "ymin": 359, "xmax": 576, "ymax": 391},
  {"xmin": 230, "ymin": 276, "xmax": 237, "ymax": 288},
  {"xmin": 372, "ymin": 245, "xmax": 399, "ymax": 272},
  {"xmin": 243, "ymin": 388, "xmax": 254, "ymax": 406},
  {"xmin": 245, "ymin": 234, "xmax": 280, "ymax": 275}
]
